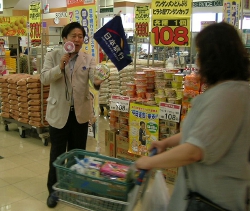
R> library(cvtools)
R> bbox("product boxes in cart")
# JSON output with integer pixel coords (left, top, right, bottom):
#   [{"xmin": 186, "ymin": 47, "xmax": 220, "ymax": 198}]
[{"xmin": 53, "ymin": 149, "xmax": 135, "ymax": 202}]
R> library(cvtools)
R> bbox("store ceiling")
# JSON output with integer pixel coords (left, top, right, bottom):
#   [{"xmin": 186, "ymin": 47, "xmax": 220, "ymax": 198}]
[
  {"xmin": 3, "ymin": 0, "xmax": 67, "ymax": 10},
  {"xmin": 4, "ymin": 0, "xmax": 153, "ymax": 10}
]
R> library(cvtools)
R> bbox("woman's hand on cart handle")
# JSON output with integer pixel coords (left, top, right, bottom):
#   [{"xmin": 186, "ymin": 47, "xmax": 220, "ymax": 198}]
[
  {"xmin": 135, "ymin": 148, "xmax": 157, "ymax": 185},
  {"xmin": 149, "ymin": 140, "xmax": 167, "ymax": 154}
]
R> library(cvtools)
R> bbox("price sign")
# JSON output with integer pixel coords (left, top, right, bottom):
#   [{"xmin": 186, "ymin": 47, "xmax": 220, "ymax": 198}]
[
  {"xmin": 135, "ymin": 5, "xmax": 150, "ymax": 37},
  {"xmin": 159, "ymin": 102, "xmax": 181, "ymax": 123},
  {"xmin": 110, "ymin": 95, "xmax": 130, "ymax": 112},
  {"xmin": 151, "ymin": 18, "xmax": 190, "ymax": 47},
  {"xmin": 151, "ymin": 0, "xmax": 192, "ymax": 47}
]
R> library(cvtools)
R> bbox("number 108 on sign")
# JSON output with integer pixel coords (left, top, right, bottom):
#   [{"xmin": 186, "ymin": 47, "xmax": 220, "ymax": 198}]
[{"xmin": 151, "ymin": 18, "xmax": 190, "ymax": 47}]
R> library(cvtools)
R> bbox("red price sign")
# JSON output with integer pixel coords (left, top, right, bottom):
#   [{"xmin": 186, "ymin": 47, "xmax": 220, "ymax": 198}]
[
  {"xmin": 151, "ymin": 18, "xmax": 190, "ymax": 47},
  {"xmin": 135, "ymin": 22, "xmax": 149, "ymax": 37}
]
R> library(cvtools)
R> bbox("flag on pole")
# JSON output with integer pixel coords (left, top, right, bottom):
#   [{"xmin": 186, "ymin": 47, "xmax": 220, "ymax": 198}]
[{"xmin": 94, "ymin": 16, "xmax": 132, "ymax": 71}]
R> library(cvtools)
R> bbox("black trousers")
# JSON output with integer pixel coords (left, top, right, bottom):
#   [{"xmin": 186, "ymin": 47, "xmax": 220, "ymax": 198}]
[{"xmin": 47, "ymin": 109, "xmax": 88, "ymax": 194}]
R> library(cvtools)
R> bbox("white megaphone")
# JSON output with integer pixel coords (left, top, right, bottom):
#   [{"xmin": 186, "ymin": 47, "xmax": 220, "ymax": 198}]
[{"xmin": 63, "ymin": 41, "xmax": 75, "ymax": 54}]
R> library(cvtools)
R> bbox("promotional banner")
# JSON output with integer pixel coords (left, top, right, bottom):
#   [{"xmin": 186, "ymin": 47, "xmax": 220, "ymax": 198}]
[
  {"xmin": 151, "ymin": 0, "xmax": 192, "ymax": 47},
  {"xmin": 129, "ymin": 103, "xmax": 159, "ymax": 156},
  {"xmin": 0, "ymin": 16, "xmax": 27, "ymax": 36},
  {"xmin": 134, "ymin": 4, "xmax": 150, "ymax": 37},
  {"xmin": 29, "ymin": 2, "xmax": 41, "ymax": 42},
  {"xmin": 223, "ymin": 0, "xmax": 241, "ymax": 27},
  {"xmin": 67, "ymin": 0, "xmax": 97, "ymax": 58},
  {"xmin": 94, "ymin": 16, "xmax": 132, "ymax": 71}
]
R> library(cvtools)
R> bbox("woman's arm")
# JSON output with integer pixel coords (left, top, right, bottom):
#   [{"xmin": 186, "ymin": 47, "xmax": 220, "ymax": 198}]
[{"xmin": 136, "ymin": 142, "xmax": 203, "ymax": 169}]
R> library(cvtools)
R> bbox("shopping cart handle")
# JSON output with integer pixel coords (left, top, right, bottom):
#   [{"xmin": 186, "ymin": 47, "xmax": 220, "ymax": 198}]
[{"xmin": 136, "ymin": 148, "xmax": 157, "ymax": 185}]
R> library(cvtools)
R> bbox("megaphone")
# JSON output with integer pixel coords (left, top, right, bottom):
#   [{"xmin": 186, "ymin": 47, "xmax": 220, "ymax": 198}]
[{"xmin": 63, "ymin": 41, "xmax": 75, "ymax": 54}]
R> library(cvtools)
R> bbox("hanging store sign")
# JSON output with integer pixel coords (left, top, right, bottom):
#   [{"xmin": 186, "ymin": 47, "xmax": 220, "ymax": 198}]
[
  {"xmin": 129, "ymin": 103, "xmax": 159, "ymax": 156},
  {"xmin": 159, "ymin": 102, "xmax": 181, "ymax": 123},
  {"xmin": 151, "ymin": 0, "xmax": 192, "ymax": 47},
  {"xmin": 29, "ymin": 2, "xmax": 41, "ymax": 42},
  {"xmin": 100, "ymin": 8, "xmax": 114, "ymax": 13},
  {"xmin": 110, "ymin": 95, "xmax": 130, "ymax": 112},
  {"xmin": 193, "ymin": 0, "xmax": 223, "ymax": 7},
  {"xmin": 222, "ymin": 0, "xmax": 241, "ymax": 28},
  {"xmin": 44, "ymin": 4, "xmax": 49, "ymax": 14},
  {"xmin": 0, "ymin": 16, "xmax": 27, "ymax": 36},
  {"xmin": 201, "ymin": 21, "xmax": 216, "ymax": 30},
  {"xmin": 134, "ymin": 4, "xmax": 150, "ymax": 37},
  {"xmin": 67, "ymin": 0, "xmax": 97, "ymax": 57}
]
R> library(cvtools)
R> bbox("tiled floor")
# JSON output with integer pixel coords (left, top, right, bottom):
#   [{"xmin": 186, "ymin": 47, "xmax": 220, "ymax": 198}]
[{"xmin": 0, "ymin": 113, "xmax": 173, "ymax": 211}]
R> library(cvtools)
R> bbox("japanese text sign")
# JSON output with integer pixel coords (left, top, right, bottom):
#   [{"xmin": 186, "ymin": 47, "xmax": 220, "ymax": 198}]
[
  {"xmin": 135, "ymin": 5, "xmax": 150, "ymax": 37},
  {"xmin": 94, "ymin": 16, "xmax": 132, "ymax": 71},
  {"xmin": 223, "ymin": 0, "xmax": 241, "ymax": 28},
  {"xmin": 129, "ymin": 103, "xmax": 159, "ymax": 156},
  {"xmin": 110, "ymin": 95, "xmax": 130, "ymax": 112},
  {"xmin": 67, "ymin": 0, "xmax": 97, "ymax": 57},
  {"xmin": 151, "ymin": 0, "xmax": 192, "ymax": 47},
  {"xmin": 159, "ymin": 102, "xmax": 181, "ymax": 123},
  {"xmin": 29, "ymin": 2, "xmax": 41, "ymax": 41}
]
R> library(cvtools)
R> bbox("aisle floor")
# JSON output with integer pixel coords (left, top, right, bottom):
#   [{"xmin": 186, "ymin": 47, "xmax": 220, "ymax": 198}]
[{"xmin": 0, "ymin": 114, "xmax": 173, "ymax": 211}]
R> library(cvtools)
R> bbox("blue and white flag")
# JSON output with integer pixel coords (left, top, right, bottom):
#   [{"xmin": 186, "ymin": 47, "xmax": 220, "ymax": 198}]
[{"xmin": 94, "ymin": 16, "xmax": 132, "ymax": 71}]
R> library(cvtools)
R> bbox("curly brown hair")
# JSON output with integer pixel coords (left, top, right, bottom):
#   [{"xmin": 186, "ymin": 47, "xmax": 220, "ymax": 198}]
[{"xmin": 195, "ymin": 22, "xmax": 250, "ymax": 85}]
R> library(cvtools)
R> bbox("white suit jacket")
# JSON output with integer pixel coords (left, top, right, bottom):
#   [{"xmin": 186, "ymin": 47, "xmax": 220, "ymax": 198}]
[{"xmin": 40, "ymin": 49, "xmax": 97, "ymax": 129}]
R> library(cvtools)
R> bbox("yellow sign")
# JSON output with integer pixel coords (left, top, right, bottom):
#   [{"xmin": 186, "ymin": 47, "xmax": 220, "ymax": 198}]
[
  {"xmin": 29, "ymin": 2, "xmax": 41, "ymax": 42},
  {"xmin": 135, "ymin": 5, "xmax": 150, "ymax": 37},
  {"xmin": 223, "ymin": 0, "xmax": 241, "ymax": 28},
  {"xmin": 129, "ymin": 103, "xmax": 159, "ymax": 156},
  {"xmin": 0, "ymin": 16, "xmax": 27, "ymax": 36},
  {"xmin": 151, "ymin": 0, "xmax": 192, "ymax": 47},
  {"xmin": 67, "ymin": 4, "xmax": 97, "ymax": 57}
]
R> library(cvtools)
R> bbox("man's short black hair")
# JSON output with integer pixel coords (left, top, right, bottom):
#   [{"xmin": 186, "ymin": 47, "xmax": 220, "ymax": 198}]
[
  {"xmin": 140, "ymin": 121, "xmax": 145, "ymax": 126},
  {"xmin": 61, "ymin": 22, "xmax": 86, "ymax": 39}
]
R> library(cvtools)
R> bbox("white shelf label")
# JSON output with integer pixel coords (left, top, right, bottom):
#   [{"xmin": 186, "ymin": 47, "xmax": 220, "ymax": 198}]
[
  {"xmin": 110, "ymin": 95, "xmax": 130, "ymax": 112},
  {"xmin": 159, "ymin": 102, "xmax": 181, "ymax": 123}
]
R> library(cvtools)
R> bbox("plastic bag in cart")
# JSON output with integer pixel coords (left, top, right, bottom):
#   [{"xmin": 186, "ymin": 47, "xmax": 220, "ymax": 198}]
[{"xmin": 141, "ymin": 170, "xmax": 170, "ymax": 211}]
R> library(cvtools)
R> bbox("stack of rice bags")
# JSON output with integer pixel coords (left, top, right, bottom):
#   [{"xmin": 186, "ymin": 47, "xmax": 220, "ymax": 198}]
[
  {"xmin": 99, "ymin": 80, "xmax": 110, "ymax": 105},
  {"xmin": 0, "ymin": 75, "xmax": 11, "ymax": 118},
  {"xmin": 119, "ymin": 66, "xmax": 136, "ymax": 96},
  {"xmin": 7, "ymin": 74, "xmax": 30, "ymax": 121},
  {"xmin": 17, "ymin": 77, "xmax": 30, "ymax": 124},
  {"xmin": 26, "ymin": 75, "xmax": 49, "ymax": 127},
  {"xmin": 108, "ymin": 68, "xmax": 121, "ymax": 102}
]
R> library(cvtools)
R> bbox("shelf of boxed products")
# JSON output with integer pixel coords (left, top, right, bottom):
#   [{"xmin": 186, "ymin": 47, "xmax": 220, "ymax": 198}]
[
  {"xmin": 181, "ymin": 71, "xmax": 206, "ymax": 121},
  {"xmin": 105, "ymin": 67, "xmax": 185, "ymax": 185},
  {"xmin": 0, "ymin": 74, "xmax": 49, "ymax": 129}
]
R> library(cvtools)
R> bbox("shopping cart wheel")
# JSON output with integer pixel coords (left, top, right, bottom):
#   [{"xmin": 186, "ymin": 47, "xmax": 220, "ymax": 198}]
[
  {"xmin": 20, "ymin": 130, "xmax": 26, "ymax": 138},
  {"xmin": 42, "ymin": 138, "xmax": 49, "ymax": 146},
  {"xmin": 5, "ymin": 125, "xmax": 9, "ymax": 131}
]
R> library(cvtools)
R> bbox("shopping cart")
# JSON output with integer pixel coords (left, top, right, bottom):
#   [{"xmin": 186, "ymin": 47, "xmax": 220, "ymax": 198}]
[{"xmin": 52, "ymin": 149, "xmax": 156, "ymax": 211}]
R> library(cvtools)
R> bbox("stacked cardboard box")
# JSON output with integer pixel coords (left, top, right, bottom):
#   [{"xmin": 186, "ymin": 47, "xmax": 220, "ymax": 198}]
[{"xmin": 159, "ymin": 119, "xmax": 180, "ymax": 140}]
